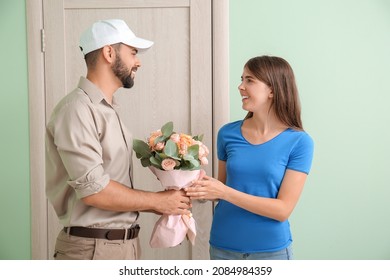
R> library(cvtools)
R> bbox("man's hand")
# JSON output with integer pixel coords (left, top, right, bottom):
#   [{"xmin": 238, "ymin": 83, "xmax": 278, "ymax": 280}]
[{"xmin": 154, "ymin": 189, "xmax": 192, "ymax": 215}]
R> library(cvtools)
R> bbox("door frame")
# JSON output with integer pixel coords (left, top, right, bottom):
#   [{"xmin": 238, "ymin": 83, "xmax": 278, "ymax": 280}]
[{"xmin": 27, "ymin": 0, "xmax": 229, "ymax": 259}]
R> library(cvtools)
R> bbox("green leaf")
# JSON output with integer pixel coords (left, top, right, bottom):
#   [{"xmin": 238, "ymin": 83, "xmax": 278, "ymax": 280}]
[
  {"xmin": 140, "ymin": 157, "xmax": 151, "ymax": 167},
  {"xmin": 133, "ymin": 139, "xmax": 151, "ymax": 158},
  {"xmin": 187, "ymin": 144, "xmax": 199, "ymax": 158},
  {"xmin": 156, "ymin": 152, "xmax": 168, "ymax": 159},
  {"xmin": 183, "ymin": 154, "xmax": 195, "ymax": 161},
  {"xmin": 190, "ymin": 159, "xmax": 200, "ymax": 167},
  {"xmin": 163, "ymin": 139, "xmax": 178, "ymax": 158},
  {"xmin": 154, "ymin": 135, "xmax": 166, "ymax": 145},
  {"xmin": 150, "ymin": 156, "xmax": 162, "ymax": 168},
  {"xmin": 160, "ymin": 152, "xmax": 180, "ymax": 161},
  {"xmin": 135, "ymin": 152, "xmax": 143, "ymax": 159},
  {"xmin": 161, "ymin": 121, "xmax": 174, "ymax": 137},
  {"xmin": 193, "ymin": 134, "xmax": 204, "ymax": 141},
  {"xmin": 181, "ymin": 160, "xmax": 200, "ymax": 171},
  {"xmin": 180, "ymin": 162, "xmax": 191, "ymax": 170}
]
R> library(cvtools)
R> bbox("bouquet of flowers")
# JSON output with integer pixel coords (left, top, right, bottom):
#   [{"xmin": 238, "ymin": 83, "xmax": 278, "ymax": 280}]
[{"xmin": 133, "ymin": 121, "xmax": 209, "ymax": 248}]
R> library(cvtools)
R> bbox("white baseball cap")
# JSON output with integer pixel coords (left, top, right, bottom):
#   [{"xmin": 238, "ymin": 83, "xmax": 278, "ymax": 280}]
[{"xmin": 79, "ymin": 19, "xmax": 154, "ymax": 55}]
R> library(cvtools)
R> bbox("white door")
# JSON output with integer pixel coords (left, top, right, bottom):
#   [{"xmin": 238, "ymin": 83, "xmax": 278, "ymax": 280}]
[{"xmin": 27, "ymin": 0, "xmax": 229, "ymax": 259}]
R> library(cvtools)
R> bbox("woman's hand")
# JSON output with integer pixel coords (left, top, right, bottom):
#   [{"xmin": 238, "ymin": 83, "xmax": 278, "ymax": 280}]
[{"xmin": 185, "ymin": 175, "xmax": 226, "ymax": 201}]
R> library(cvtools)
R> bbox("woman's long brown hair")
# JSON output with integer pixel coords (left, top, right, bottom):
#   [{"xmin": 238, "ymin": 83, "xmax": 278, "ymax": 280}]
[{"xmin": 244, "ymin": 56, "xmax": 303, "ymax": 130}]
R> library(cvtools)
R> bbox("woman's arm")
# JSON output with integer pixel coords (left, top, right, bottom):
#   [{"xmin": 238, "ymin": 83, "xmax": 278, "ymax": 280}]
[{"xmin": 186, "ymin": 161, "xmax": 307, "ymax": 222}]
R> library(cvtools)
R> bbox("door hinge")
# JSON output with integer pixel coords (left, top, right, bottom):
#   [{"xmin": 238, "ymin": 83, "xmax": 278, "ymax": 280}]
[{"xmin": 41, "ymin": 29, "xmax": 45, "ymax": 53}]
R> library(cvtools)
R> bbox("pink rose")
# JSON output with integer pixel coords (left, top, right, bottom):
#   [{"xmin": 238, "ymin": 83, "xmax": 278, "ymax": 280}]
[
  {"xmin": 203, "ymin": 144, "xmax": 209, "ymax": 155},
  {"xmin": 154, "ymin": 142, "xmax": 165, "ymax": 151},
  {"xmin": 148, "ymin": 130, "xmax": 162, "ymax": 148},
  {"xmin": 193, "ymin": 141, "xmax": 209, "ymax": 158},
  {"xmin": 170, "ymin": 133, "xmax": 180, "ymax": 143},
  {"xmin": 198, "ymin": 145, "xmax": 206, "ymax": 158},
  {"xmin": 161, "ymin": 158, "xmax": 176, "ymax": 171},
  {"xmin": 200, "ymin": 156, "xmax": 208, "ymax": 166}
]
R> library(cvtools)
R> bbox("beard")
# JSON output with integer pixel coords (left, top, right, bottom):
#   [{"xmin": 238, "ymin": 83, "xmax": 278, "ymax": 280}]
[{"xmin": 111, "ymin": 54, "xmax": 135, "ymax": 89}]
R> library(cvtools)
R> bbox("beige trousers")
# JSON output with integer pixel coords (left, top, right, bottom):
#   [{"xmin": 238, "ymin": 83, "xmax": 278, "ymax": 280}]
[{"xmin": 53, "ymin": 229, "xmax": 141, "ymax": 260}]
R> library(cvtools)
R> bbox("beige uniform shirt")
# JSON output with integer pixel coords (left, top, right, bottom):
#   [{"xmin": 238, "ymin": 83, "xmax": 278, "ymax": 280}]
[{"xmin": 45, "ymin": 77, "xmax": 138, "ymax": 228}]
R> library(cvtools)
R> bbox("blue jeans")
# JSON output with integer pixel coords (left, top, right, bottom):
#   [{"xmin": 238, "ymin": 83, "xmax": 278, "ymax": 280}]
[{"xmin": 210, "ymin": 245, "xmax": 293, "ymax": 260}]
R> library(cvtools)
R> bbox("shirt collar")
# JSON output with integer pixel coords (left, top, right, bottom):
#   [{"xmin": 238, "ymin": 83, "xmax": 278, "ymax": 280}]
[{"xmin": 77, "ymin": 76, "xmax": 107, "ymax": 105}]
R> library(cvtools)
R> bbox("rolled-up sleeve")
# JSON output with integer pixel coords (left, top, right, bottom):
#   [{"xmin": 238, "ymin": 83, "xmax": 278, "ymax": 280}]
[
  {"xmin": 52, "ymin": 98, "xmax": 109, "ymax": 198},
  {"xmin": 46, "ymin": 77, "xmax": 135, "ymax": 227},
  {"xmin": 68, "ymin": 165, "xmax": 110, "ymax": 198}
]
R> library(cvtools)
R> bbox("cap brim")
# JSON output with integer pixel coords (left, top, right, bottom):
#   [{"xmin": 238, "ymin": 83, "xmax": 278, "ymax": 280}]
[{"xmin": 123, "ymin": 37, "xmax": 154, "ymax": 51}]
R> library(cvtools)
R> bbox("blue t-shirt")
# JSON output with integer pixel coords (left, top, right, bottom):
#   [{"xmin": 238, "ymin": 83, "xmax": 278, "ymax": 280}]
[{"xmin": 210, "ymin": 120, "xmax": 314, "ymax": 253}]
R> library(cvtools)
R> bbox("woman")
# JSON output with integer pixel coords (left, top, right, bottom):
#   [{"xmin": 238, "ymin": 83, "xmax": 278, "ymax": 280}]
[{"xmin": 186, "ymin": 56, "xmax": 314, "ymax": 260}]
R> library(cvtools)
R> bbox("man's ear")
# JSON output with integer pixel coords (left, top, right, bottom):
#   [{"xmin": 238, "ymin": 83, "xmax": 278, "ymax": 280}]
[{"xmin": 102, "ymin": 45, "xmax": 115, "ymax": 63}]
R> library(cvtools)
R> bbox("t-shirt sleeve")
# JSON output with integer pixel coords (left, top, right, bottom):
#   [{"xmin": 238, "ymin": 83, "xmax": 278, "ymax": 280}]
[
  {"xmin": 217, "ymin": 125, "xmax": 227, "ymax": 161},
  {"xmin": 287, "ymin": 133, "xmax": 314, "ymax": 174}
]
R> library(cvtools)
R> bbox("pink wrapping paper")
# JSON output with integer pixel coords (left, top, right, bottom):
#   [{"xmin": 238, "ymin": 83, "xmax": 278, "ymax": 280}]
[{"xmin": 149, "ymin": 166, "xmax": 200, "ymax": 248}]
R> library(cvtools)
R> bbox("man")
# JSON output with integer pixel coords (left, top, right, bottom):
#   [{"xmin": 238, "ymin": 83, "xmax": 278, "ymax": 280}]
[{"xmin": 45, "ymin": 19, "xmax": 191, "ymax": 260}]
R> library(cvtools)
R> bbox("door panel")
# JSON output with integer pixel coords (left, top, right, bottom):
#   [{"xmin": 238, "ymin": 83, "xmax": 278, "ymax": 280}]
[{"xmin": 43, "ymin": 0, "xmax": 212, "ymax": 260}]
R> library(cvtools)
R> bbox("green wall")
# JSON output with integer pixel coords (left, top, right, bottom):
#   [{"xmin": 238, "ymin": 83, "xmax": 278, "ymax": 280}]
[
  {"xmin": 0, "ymin": 0, "xmax": 31, "ymax": 259},
  {"xmin": 230, "ymin": 0, "xmax": 390, "ymax": 259},
  {"xmin": 1, "ymin": 0, "xmax": 389, "ymax": 259}
]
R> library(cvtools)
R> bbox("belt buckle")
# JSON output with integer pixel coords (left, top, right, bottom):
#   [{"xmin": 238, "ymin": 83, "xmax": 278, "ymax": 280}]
[
  {"xmin": 133, "ymin": 225, "xmax": 140, "ymax": 238},
  {"xmin": 128, "ymin": 227, "xmax": 136, "ymax": 239},
  {"xmin": 126, "ymin": 225, "xmax": 140, "ymax": 240}
]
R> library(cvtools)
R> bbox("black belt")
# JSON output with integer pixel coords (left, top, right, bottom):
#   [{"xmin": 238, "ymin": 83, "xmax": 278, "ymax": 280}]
[{"xmin": 64, "ymin": 225, "xmax": 140, "ymax": 240}]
